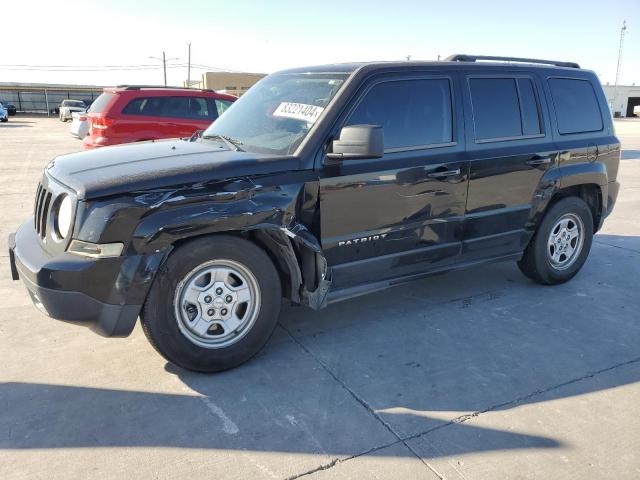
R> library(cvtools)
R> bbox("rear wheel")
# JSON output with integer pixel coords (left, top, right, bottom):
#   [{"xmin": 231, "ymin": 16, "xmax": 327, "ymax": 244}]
[
  {"xmin": 518, "ymin": 196, "xmax": 593, "ymax": 285},
  {"xmin": 141, "ymin": 235, "xmax": 282, "ymax": 372}
]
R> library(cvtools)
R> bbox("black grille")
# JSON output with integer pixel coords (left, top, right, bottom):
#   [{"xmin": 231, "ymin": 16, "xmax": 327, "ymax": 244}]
[{"xmin": 34, "ymin": 183, "xmax": 52, "ymax": 238}]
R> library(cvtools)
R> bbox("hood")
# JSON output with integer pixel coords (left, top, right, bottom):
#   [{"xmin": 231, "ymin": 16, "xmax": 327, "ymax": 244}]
[{"xmin": 47, "ymin": 139, "xmax": 302, "ymax": 199}]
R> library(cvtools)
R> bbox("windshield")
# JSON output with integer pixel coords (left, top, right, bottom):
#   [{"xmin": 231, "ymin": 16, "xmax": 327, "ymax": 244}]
[{"xmin": 202, "ymin": 73, "xmax": 348, "ymax": 155}]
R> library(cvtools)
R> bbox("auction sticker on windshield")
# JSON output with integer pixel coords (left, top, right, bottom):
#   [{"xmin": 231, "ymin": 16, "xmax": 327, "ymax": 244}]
[{"xmin": 273, "ymin": 102, "xmax": 324, "ymax": 123}]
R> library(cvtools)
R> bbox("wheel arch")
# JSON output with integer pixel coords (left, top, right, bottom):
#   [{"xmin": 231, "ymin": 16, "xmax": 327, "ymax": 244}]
[
  {"xmin": 156, "ymin": 224, "xmax": 327, "ymax": 307},
  {"xmin": 545, "ymin": 183, "xmax": 603, "ymax": 233},
  {"xmin": 531, "ymin": 161, "xmax": 608, "ymax": 234}
]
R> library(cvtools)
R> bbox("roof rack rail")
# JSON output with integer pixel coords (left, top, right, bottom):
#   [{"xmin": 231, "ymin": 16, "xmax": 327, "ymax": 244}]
[
  {"xmin": 114, "ymin": 85, "xmax": 216, "ymax": 92},
  {"xmin": 445, "ymin": 54, "xmax": 580, "ymax": 69}
]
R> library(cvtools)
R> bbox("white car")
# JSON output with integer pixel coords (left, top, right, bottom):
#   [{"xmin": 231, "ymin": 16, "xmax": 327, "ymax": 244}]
[
  {"xmin": 0, "ymin": 103, "xmax": 8, "ymax": 122},
  {"xmin": 59, "ymin": 100, "xmax": 87, "ymax": 122},
  {"xmin": 69, "ymin": 110, "xmax": 89, "ymax": 138}
]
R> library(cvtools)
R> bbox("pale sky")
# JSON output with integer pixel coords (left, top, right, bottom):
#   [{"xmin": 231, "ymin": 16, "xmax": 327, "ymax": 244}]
[{"xmin": 2, "ymin": 0, "xmax": 639, "ymax": 87}]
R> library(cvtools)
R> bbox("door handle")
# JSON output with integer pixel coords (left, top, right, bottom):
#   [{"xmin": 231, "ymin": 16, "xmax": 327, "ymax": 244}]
[
  {"xmin": 526, "ymin": 156, "xmax": 551, "ymax": 166},
  {"xmin": 426, "ymin": 168, "xmax": 461, "ymax": 178}
]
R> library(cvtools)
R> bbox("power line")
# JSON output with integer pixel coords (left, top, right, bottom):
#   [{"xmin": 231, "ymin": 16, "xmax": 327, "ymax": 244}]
[
  {"xmin": 0, "ymin": 63, "xmax": 252, "ymax": 73},
  {"xmin": 0, "ymin": 63, "xmax": 167, "ymax": 68}
]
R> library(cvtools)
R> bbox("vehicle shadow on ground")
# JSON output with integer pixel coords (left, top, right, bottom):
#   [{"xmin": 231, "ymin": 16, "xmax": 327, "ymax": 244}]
[
  {"xmin": 621, "ymin": 149, "xmax": 640, "ymax": 160},
  {"xmin": 0, "ymin": 123, "xmax": 33, "ymax": 128},
  {"xmin": 1, "ymin": 235, "xmax": 639, "ymax": 462}
]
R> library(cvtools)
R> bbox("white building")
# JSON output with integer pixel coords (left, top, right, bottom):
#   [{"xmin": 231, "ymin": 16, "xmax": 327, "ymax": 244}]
[{"xmin": 602, "ymin": 84, "xmax": 640, "ymax": 117}]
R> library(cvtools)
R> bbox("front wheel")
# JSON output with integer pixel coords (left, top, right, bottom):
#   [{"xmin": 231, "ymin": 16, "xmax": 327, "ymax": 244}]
[
  {"xmin": 141, "ymin": 236, "xmax": 282, "ymax": 372},
  {"xmin": 518, "ymin": 196, "xmax": 594, "ymax": 285}
]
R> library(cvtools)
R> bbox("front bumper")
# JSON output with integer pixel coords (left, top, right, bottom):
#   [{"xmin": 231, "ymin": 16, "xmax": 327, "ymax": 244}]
[{"xmin": 8, "ymin": 220, "xmax": 165, "ymax": 337}]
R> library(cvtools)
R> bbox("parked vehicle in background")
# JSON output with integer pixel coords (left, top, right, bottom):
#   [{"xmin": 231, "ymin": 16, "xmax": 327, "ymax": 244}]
[
  {"xmin": 83, "ymin": 86, "xmax": 236, "ymax": 149},
  {"xmin": 634, "ymin": 105, "xmax": 640, "ymax": 117},
  {"xmin": 9, "ymin": 55, "xmax": 621, "ymax": 373},
  {"xmin": 59, "ymin": 100, "xmax": 87, "ymax": 122},
  {"xmin": 0, "ymin": 102, "xmax": 17, "ymax": 116},
  {"xmin": 69, "ymin": 110, "xmax": 90, "ymax": 138},
  {"xmin": 0, "ymin": 103, "xmax": 8, "ymax": 122}
]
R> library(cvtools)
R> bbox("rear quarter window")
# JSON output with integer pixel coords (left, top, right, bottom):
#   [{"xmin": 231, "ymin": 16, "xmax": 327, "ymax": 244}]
[{"xmin": 548, "ymin": 78, "xmax": 603, "ymax": 135}]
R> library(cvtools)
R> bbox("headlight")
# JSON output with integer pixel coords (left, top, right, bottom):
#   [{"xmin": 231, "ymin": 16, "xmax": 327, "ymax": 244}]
[{"xmin": 55, "ymin": 194, "xmax": 74, "ymax": 239}]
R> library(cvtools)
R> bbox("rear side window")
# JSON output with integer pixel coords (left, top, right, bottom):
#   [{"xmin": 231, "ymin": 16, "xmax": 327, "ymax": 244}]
[
  {"xmin": 469, "ymin": 77, "xmax": 542, "ymax": 141},
  {"xmin": 346, "ymin": 78, "xmax": 453, "ymax": 150},
  {"xmin": 122, "ymin": 97, "xmax": 166, "ymax": 116},
  {"xmin": 548, "ymin": 78, "xmax": 603, "ymax": 134}
]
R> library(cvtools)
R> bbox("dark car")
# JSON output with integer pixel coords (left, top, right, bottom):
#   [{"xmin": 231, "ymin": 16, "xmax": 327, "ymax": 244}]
[
  {"xmin": 9, "ymin": 55, "xmax": 621, "ymax": 372},
  {"xmin": 1, "ymin": 101, "xmax": 17, "ymax": 116}
]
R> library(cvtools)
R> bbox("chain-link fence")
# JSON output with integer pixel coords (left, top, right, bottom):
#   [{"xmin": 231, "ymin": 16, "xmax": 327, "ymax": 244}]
[{"xmin": 0, "ymin": 85, "xmax": 104, "ymax": 115}]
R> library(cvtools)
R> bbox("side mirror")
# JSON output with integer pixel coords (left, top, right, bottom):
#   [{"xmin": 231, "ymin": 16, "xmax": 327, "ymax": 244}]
[{"xmin": 326, "ymin": 124, "xmax": 384, "ymax": 160}]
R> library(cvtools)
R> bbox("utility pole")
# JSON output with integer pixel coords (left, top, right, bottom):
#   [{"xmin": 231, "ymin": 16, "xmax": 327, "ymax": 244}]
[
  {"xmin": 162, "ymin": 51, "xmax": 167, "ymax": 86},
  {"xmin": 149, "ymin": 51, "xmax": 179, "ymax": 86},
  {"xmin": 612, "ymin": 20, "xmax": 627, "ymax": 115},
  {"xmin": 187, "ymin": 42, "xmax": 192, "ymax": 86}
]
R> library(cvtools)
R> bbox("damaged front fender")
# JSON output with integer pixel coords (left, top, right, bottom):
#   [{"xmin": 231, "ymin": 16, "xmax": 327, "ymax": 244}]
[{"xmin": 108, "ymin": 174, "xmax": 331, "ymax": 308}]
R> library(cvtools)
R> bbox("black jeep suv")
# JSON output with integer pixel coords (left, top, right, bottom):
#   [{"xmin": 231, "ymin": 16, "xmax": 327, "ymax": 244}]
[{"xmin": 9, "ymin": 55, "xmax": 620, "ymax": 372}]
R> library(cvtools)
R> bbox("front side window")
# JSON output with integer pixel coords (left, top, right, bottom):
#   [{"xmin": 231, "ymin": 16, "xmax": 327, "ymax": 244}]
[
  {"xmin": 548, "ymin": 78, "xmax": 603, "ymax": 134},
  {"xmin": 346, "ymin": 78, "xmax": 453, "ymax": 150},
  {"xmin": 214, "ymin": 99, "xmax": 233, "ymax": 116},
  {"xmin": 163, "ymin": 97, "xmax": 190, "ymax": 118},
  {"xmin": 469, "ymin": 77, "xmax": 542, "ymax": 141},
  {"xmin": 185, "ymin": 97, "xmax": 212, "ymax": 120},
  {"xmin": 202, "ymin": 73, "xmax": 348, "ymax": 154}
]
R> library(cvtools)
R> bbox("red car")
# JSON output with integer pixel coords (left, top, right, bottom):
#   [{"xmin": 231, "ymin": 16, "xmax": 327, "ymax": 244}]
[{"xmin": 83, "ymin": 86, "xmax": 236, "ymax": 149}]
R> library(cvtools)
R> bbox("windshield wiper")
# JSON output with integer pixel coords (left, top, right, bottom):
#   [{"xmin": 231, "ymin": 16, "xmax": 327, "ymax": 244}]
[{"xmin": 202, "ymin": 134, "xmax": 244, "ymax": 152}]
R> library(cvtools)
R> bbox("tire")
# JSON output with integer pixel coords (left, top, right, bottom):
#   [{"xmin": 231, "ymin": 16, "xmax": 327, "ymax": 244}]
[
  {"xmin": 518, "ymin": 196, "xmax": 594, "ymax": 285},
  {"xmin": 141, "ymin": 235, "xmax": 282, "ymax": 372}
]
